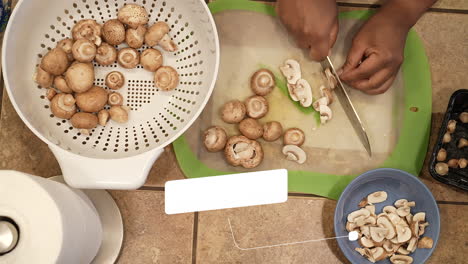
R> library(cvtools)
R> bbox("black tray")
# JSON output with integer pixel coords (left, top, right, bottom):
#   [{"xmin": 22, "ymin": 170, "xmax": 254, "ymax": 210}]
[{"xmin": 429, "ymin": 89, "xmax": 468, "ymax": 191}]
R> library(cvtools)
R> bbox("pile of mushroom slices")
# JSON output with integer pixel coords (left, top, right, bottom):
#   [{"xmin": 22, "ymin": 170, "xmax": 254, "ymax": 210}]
[
  {"xmin": 435, "ymin": 112, "xmax": 468, "ymax": 176},
  {"xmin": 347, "ymin": 191, "xmax": 434, "ymax": 264},
  {"xmin": 34, "ymin": 4, "xmax": 179, "ymax": 134},
  {"xmin": 279, "ymin": 59, "xmax": 337, "ymax": 124},
  {"xmin": 202, "ymin": 69, "xmax": 309, "ymax": 168}
]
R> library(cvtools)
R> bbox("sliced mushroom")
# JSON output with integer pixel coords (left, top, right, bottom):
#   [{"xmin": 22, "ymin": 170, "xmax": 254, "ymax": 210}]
[
  {"xmin": 118, "ymin": 48, "xmax": 140, "ymax": 69},
  {"xmin": 447, "ymin": 120, "xmax": 457, "ymax": 133},
  {"xmin": 319, "ymin": 85, "xmax": 334, "ymax": 105},
  {"xmin": 145, "ymin": 22, "xmax": 177, "ymax": 51},
  {"xmin": 435, "ymin": 162, "xmax": 449, "ymax": 176},
  {"xmin": 34, "ymin": 66, "xmax": 54, "ymax": 88},
  {"xmin": 370, "ymin": 226, "xmax": 388, "ymax": 243},
  {"xmin": 394, "ymin": 199, "xmax": 408, "ymax": 208},
  {"xmin": 313, "ymin": 97, "xmax": 330, "ymax": 112},
  {"xmin": 56, "ymin": 38, "xmax": 74, "ymax": 62},
  {"xmin": 203, "ymin": 126, "xmax": 227, "ymax": 152},
  {"xmin": 347, "ymin": 208, "xmax": 371, "ymax": 223},
  {"xmin": 383, "ymin": 240, "xmax": 397, "ymax": 253},
  {"xmin": 106, "ymin": 71, "xmax": 125, "ymax": 90},
  {"xmin": 239, "ymin": 118, "xmax": 263, "ymax": 140},
  {"xmin": 51, "ymin": 93, "xmax": 76, "ymax": 119},
  {"xmin": 250, "ymin": 69, "xmax": 275, "ymax": 96},
  {"xmin": 360, "ymin": 226, "xmax": 371, "ymax": 238},
  {"xmin": 395, "ymin": 225, "xmax": 412, "ymax": 243},
  {"xmin": 383, "ymin": 206, "xmax": 397, "ymax": 214},
  {"xmin": 126, "ymin": 25, "xmax": 147, "ymax": 49},
  {"xmin": 359, "ymin": 237, "xmax": 375, "ymax": 248},
  {"xmin": 224, "ymin": 136, "xmax": 263, "ymax": 169},
  {"xmin": 346, "ymin": 222, "xmax": 358, "ymax": 232},
  {"xmin": 65, "ymin": 62, "xmax": 95, "ymax": 93},
  {"xmin": 324, "ymin": 68, "xmax": 337, "ymax": 89},
  {"xmin": 377, "ymin": 216, "xmax": 396, "ymax": 239},
  {"xmin": 283, "ymin": 128, "xmax": 305, "ymax": 146},
  {"xmin": 221, "ymin": 100, "xmax": 246, "ymax": 124},
  {"xmin": 95, "ymin": 43, "xmax": 117, "ymax": 66},
  {"xmin": 365, "ymin": 205, "xmax": 376, "ymax": 216},
  {"xmin": 282, "ymin": 145, "xmax": 307, "ymax": 164},
  {"xmin": 437, "ymin": 148, "xmax": 447, "ymax": 161},
  {"xmin": 368, "ymin": 191, "xmax": 388, "ymax": 204},
  {"xmin": 40, "ymin": 48, "xmax": 69, "ymax": 75},
  {"xmin": 245, "ymin": 95, "xmax": 268, "ymax": 119},
  {"xmin": 289, "ymin": 79, "xmax": 313, "ymax": 107},
  {"xmin": 109, "ymin": 106, "xmax": 129, "ymax": 123},
  {"xmin": 140, "ymin": 48, "xmax": 163, "ymax": 72},
  {"xmin": 371, "ymin": 247, "xmax": 387, "ymax": 262},
  {"xmin": 319, "ymin": 104, "xmax": 333, "ymax": 124},
  {"xmin": 71, "ymin": 112, "xmax": 98, "ymax": 129},
  {"xmin": 118, "ymin": 4, "xmax": 149, "ymax": 29},
  {"xmin": 396, "ymin": 247, "xmax": 411, "ymax": 255},
  {"xmin": 396, "ymin": 206, "xmax": 411, "ymax": 217},
  {"xmin": 154, "ymin": 66, "xmax": 179, "ymax": 91},
  {"xmin": 279, "ymin": 59, "xmax": 301, "ymax": 85},
  {"xmin": 75, "ymin": 86, "xmax": 108, "ymax": 113},
  {"xmin": 412, "ymin": 212, "xmax": 425, "ymax": 223},
  {"xmin": 410, "ymin": 221, "xmax": 419, "ymax": 237},
  {"xmin": 387, "ymin": 213, "xmax": 401, "ymax": 226},
  {"xmin": 390, "ymin": 255, "xmax": 413, "ymax": 264},
  {"xmin": 405, "ymin": 214, "xmax": 413, "ymax": 225},
  {"xmin": 418, "ymin": 222, "xmax": 429, "ymax": 236},
  {"xmin": 102, "ymin": 19, "xmax": 126, "ymax": 45},
  {"xmin": 460, "ymin": 112, "xmax": 468, "ymax": 123},
  {"xmin": 418, "ymin": 237, "xmax": 433, "ymax": 249},
  {"xmin": 407, "ymin": 237, "xmax": 417, "ymax": 252},
  {"xmin": 72, "ymin": 19, "xmax": 102, "ymax": 46},
  {"xmin": 263, "ymin": 121, "xmax": 283, "ymax": 142},
  {"xmin": 72, "ymin": 39, "xmax": 97, "ymax": 62}
]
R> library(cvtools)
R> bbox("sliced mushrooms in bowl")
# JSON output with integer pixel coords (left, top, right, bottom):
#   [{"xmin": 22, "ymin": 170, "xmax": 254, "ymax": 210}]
[{"xmin": 334, "ymin": 168, "xmax": 440, "ymax": 264}]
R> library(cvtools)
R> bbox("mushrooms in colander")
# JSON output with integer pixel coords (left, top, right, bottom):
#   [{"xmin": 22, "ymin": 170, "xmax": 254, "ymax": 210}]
[{"xmin": 72, "ymin": 19, "xmax": 102, "ymax": 46}]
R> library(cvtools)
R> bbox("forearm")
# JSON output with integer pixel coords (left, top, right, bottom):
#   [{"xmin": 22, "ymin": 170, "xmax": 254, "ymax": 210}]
[{"xmin": 378, "ymin": 0, "xmax": 438, "ymax": 30}]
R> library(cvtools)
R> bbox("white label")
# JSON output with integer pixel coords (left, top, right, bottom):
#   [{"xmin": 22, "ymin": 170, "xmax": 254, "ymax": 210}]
[{"xmin": 165, "ymin": 169, "xmax": 288, "ymax": 214}]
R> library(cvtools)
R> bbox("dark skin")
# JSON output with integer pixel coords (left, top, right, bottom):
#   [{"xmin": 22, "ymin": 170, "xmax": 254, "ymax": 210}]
[{"xmin": 277, "ymin": 0, "xmax": 437, "ymax": 95}]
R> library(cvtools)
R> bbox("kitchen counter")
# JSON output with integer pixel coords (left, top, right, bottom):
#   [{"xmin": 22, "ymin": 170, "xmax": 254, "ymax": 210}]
[{"xmin": 0, "ymin": 1, "xmax": 467, "ymax": 263}]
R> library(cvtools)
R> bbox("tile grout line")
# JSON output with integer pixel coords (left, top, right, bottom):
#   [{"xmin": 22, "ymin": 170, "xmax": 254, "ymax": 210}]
[{"xmin": 192, "ymin": 212, "xmax": 199, "ymax": 264}]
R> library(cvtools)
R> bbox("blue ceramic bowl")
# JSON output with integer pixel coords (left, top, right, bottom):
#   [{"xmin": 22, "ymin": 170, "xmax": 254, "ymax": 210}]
[{"xmin": 334, "ymin": 168, "xmax": 440, "ymax": 264}]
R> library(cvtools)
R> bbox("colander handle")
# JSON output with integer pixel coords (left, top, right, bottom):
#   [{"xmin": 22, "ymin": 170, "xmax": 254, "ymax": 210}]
[{"xmin": 48, "ymin": 144, "xmax": 164, "ymax": 189}]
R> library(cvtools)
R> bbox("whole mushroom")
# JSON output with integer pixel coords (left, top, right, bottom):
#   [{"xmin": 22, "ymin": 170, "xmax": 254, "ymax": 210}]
[
  {"xmin": 145, "ymin": 22, "xmax": 178, "ymax": 52},
  {"xmin": 447, "ymin": 120, "xmax": 457, "ymax": 133},
  {"xmin": 70, "ymin": 112, "xmax": 98, "ymax": 129},
  {"xmin": 437, "ymin": 148, "xmax": 447, "ymax": 161},
  {"xmin": 46, "ymin": 89, "xmax": 57, "ymax": 101},
  {"xmin": 458, "ymin": 138, "xmax": 468, "ymax": 148},
  {"xmin": 126, "ymin": 25, "xmax": 147, "ymax": 49},
  {"xmin": 34, "ymin": 67, "xmax": 54, "ymax": 88},
  {"xmin": 102, "ymin": 19, "xmax": 126, "ymax": 45},
  {"xmin": 140, "ymin": 48, "xmax": 163, "ymax": 72},
  {"xmin": 98, "ymin": 109, "xmax": 110, "ymax": 126},
  {"xmin": 118, "ymin": 4, "xmax": 149, "ymax": 29},
  {"xmin": 72, "ymin": 39, "xmax": 97, "ymax": 63},
  {"xmin": 245, "ymin": 95, "xmax": 269, "ymax": 119},
  {"xmin": 460, "ymin": 112, "xmax": 468, "ymax": 123},
  {"xmin": 50, "ymin": 93, "xmax": 76, "ymax": 119},
  {"xmin": 109, "ymin": 106, "xmax": 129, "ymax": 123},
  {"xmin": 72, "ymin": 19, "xmax": 102, "ymax": 46},
  {"xmin": 263, "ymin": 121, "xmax": 283, "ymax": 142},
  {"xmin": 65, "ymin": 62, "xmax": 95, "ymax": 93},
  {"xmin": 40, "ymin": 48, "xmax": 69, "ymax": 75},
  {"xmin": 95, "ymin": 43, "xmax": 117, "ymax": 66},
  {"xmin": 239, "ymin": 118, "xmax": 263, "ymax": 140},
  {"xmin": 203, "ymin": 126, "xmax": 227, "ymax": 152},
  {"xmin": 250, "ymin": 69, "xmax": 275, "ymax": 96},
  {"xmin": 75, "ymin": 86, "xmax": 108, "ymax": 113},
  {"xmin": 224, "ymin": 136, "xmax": 264, "ymax": 168},
  {"xmin": 53, "ymin": 76, "xmax": 73, "ymax": 93},
  {"xmin": 56, "ymin": 38, "xmax": 75, "ymax": 62},
  {"xmin": 435, "ymin": 162, "xmax": 449, "ymax": 176},
  {"xmin": 108, "ymin": 92, "xmax": 124, "ymax": 106},
  {"xmin": 117, "ymin": 48, "xmax": 140, "ymax": 69},
  {"xmin": 221, "ymin": 100, "xmax": 246, "ymax": 124},
  {"xmin": 154, "ymin": 66, "xmax": 179, "ymax": 91},
  {"xmin": 105, "ymin": 71, "xmax": 125, "ymax": 90},
  {"xmin": 324, "ymin": 68, "xmax": 337, "ymax": 89},
  {"xmin": 283, "ymin": 128, "xmax": 305, "ymax": 146}
]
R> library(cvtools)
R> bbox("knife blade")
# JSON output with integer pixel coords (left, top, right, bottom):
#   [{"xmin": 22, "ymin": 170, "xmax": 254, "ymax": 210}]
[{"xmin": 320, "ymin": 56, "xmax": 372, "ymax": 157}]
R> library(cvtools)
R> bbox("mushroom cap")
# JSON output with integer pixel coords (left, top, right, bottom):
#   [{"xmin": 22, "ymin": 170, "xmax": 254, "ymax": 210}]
[
  {"xmin": 105, "ymin": 71, "xmax": 125, "ymax": 90},
  {"xmin": 158, "ymin": 34, "xmax": 178, "ymax": 52},
  {"xmin": 70, "ymin": 112, "xmax": 98, "ymax": 129},
  {"xmin": 53, "ymin": 76, "xmax": 73, "ymax": 93},
  {"xmin": 154, "ymin": 66, "xmax": 179, "ymax": 91},
  {"xmin": 145, "ymin": 21, "xmax": 170, "ymax": 47},
  {"xmin": 282, "ymin": 145, "xmax": 307, "ymax": 164},
  {"xmin": 102, "ymin": 19, "xmax": 126, "ymax": 45},
  {"xmin": 279, "ymin": 59, "xmax": 301, "ymax": 85},
  {"xmin": 117, "ymin": 47, "xmax": 140, "ymax": 69},
  {"xmin": 283, "ymin": 128, "xmax": 305, "ymax": 146},
  {"xmin": 95, "ymin": 43, "xmax": 117, "ymax": 66},
  {"xmin": 56, "ymin": 38, "xmax": 75, "ymax": 62},
  {"xmin": 50, "ymin": 93, "xmax": 76, "ymax": 119},
  {"xmin": 460, "ymin": 112, "xmax": 468, "ymax": 123},
  {"xmin": 141, "ymin": 48, "xmax": 163, "ymax": 72},
  {"xmin": 75, "ymin": 85, "xmax": 108, "ymax": 113},
  {"xmin": 203, "ymin": 126, "xmax": 228, "ymax": 152},
  {"xmin": 72, "ymin": 39, "xmax": 97, "ymax": 62},
  {"xmin": 65, "ymin": 62, "xmax": 95, "ymax": 93},
  {"xmin": 250, "ymin": 69, "xmax": 275, "ymax": 96},
  {"xmin": 34, "ymin": 66, "xmax": 54, "ymax": 88},
  {"xmin": 442, "ymin": 132, "xmax": 451, "ymax": 143},
  {"xmin": 118, "ymin": 4, "xmax": 149, "ymax": 29},
  {"xmin": 72, "ymin": 19, "xmax": 102, "ymax": 46},
  {"xmin": 447, "ymin": 120, "xmax": 457, "ymax": 133},
  {"xmin": 221, "ymin": 100, "xmax": 246, "ymax": 124},
  {"xmin": 108, "ymin": 92, "xmax": 124, "ymax": 106},
  {"xmin": 239, "ymin": 118, "xmax": 263, "ymax": 140},
  {"xmin": 126, "ymin": 25, "xmax": 147, "ymax": 49},
  {"xmin": 436, "ymin": 162, "xmax": 449, "ymax": 175},
  {"xmin": 458, "ymin": 138, "xmax": 468, "ymax": 148},
  {"xmin": 224, "ymin": 136, "xmax": 263, "ymax": 169},
  {"xmin": 245, "ymin": 95, "xmax": 268, "ymax": 119},
  {"xmin": 263, "ymin": 121, "xmax": 283, "ymax": 142},
  {"xmin": 109, "ymin": 106, "xmax": 129, "ymax": 123},
  {"xmin": 436, "ymin": 148, "xmax": 447, "ymax": 161},
  {"xmin": 40, "ymin": 48, "xmax": 69, "ymax": 75}
]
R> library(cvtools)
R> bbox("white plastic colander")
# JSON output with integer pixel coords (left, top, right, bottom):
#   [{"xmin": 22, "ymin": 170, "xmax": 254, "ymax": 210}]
[{"xmin": 2, "ymin": 0, "xmax": 219, "ymax": 189}]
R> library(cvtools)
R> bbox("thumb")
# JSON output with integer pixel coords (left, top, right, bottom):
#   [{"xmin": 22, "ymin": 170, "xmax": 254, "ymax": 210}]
[
  {"xmin": 329, "ymin": 20, "xmax": 339, "ymax": 50},
  {"xmin": 341, "ymin": 43, "xmax": 366, "ymax": 75}
]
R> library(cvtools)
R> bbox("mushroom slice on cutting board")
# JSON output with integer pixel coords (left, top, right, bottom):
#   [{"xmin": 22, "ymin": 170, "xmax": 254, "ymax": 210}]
[
  {"xmin": 279, "ymin": 59, "xmax": 301, "ymax": 85},
  {"xmin": 282, "ymin": 145, "xmax": 307, "ymax": 164}
]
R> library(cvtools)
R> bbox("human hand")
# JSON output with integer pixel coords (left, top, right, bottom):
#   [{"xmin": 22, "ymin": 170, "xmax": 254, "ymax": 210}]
[
  {"xmin": 277, "ymin": 0, "xmax": 338, "ymax": 61},
  {"xmin": 339, "ymin": 12, "xmax": 410, "ymax": 95}
]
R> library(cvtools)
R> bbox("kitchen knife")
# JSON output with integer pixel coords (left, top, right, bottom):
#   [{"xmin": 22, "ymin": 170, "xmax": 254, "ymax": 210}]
[{"xmin": 321, "ymin": 56, "xmax": 372, "ymax": 156}]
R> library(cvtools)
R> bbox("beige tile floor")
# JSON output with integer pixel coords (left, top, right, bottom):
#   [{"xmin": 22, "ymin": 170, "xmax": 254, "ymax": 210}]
[{"xmin": 0, "ymin": 1, "xmax": 467, "ymax": 264}]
